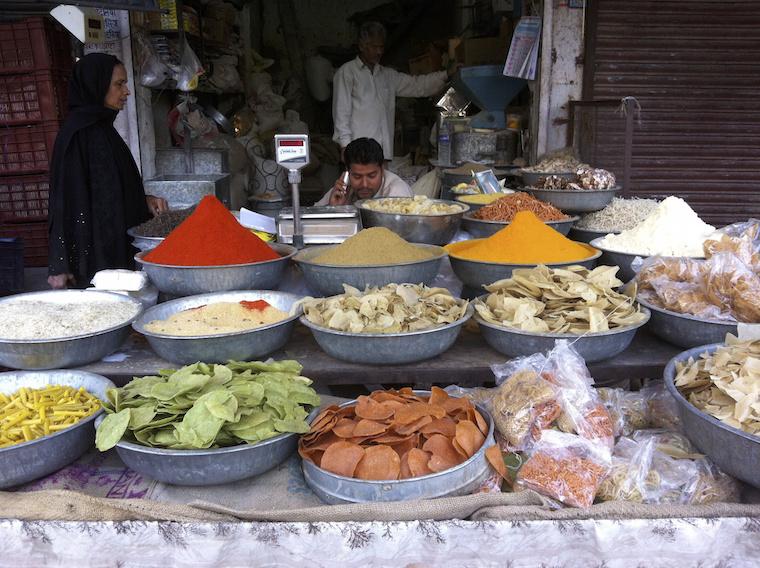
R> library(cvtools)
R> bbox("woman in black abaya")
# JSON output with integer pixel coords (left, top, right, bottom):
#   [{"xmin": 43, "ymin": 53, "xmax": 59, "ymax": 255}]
[{"xmin": 48, "ymin": 53, "xmax": 168, "ymax": 288}]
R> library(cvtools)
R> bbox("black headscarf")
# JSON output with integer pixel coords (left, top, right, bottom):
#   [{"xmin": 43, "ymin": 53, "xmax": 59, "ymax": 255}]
[{"xmin": 48, "ymin": 53, "xmax": 150, "ymax": 285}]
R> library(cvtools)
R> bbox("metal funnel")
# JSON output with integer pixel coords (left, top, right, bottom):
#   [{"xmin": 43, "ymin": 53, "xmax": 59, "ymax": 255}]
[{"xmin": 452, "ymin": 65, "xmax": 527, "ymax": 129}]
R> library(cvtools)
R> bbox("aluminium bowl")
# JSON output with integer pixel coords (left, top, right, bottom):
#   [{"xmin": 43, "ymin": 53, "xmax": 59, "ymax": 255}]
[
  {"xmin": 0, "ymin": 290, "xmax": 143, "ymax": 370},
  {"xmin": 462, "ymin": 212, "xmax": 578, "ymax": 239},
  {"xmin": 474, "ymin": 306, "xmax": 650, "ymax": 363},
  {"xmin": 133, "ymin": 290, "xmax": 303, "ymax": 365},
  {"xmin": 447, "ymin": 244, "xmax": 601, "ymax": 290},
  {"xmin": 664, "ymin": 343, "xmax": 760, "ymax": 488},
  {"xmin": 127, "ymin": 228, "xmax": 164, "ymax": 253},
  {"xmin": 96, "ymin": 407, "xmax": 320, "ymax": 486},
  {"xmin": 300, "ymin": 303, "xmax": 473, "ymax": 365},
  {"xmin": 637, "ymin": 296, "xmax": 737, "ymax": 348},
  {"xmin": 293, "ymin": 244, "xmax": 446, "ymax": 297},
  {"xmin": 0, "ymin": 370, "xmax": 114, "ymax": 489},
  {"xmin": 355, "ymin": 198, "xmax": 469, "ymax": 246},
  {"xmin": 135, "ymin": 242, "xmax": 296, "ymax": 297},
  {"xmin": 523, "ymin": 186, "xmax": 621, "ymax": 213},
  {"xmin": 302, "ymin": 392, "xmax": 495, "ymax": 504}
]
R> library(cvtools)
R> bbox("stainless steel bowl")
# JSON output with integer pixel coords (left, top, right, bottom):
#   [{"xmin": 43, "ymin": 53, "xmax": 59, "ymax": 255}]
[
  {"xmin": 637, "ymin": 296, "xmax": 737, "ymax": 348},
  {"xmin": 133, "ymin": 290, "xmax": 303, "ymax": 365},
  {"xmin": 520, "ymin": 171, "xmax": 576, "ymax": 187},
  {"xmin": 302, "ymin": 393, "xmax": 495, "ymax": 504},
  {"xmin": 300, "ymin": 304, "xmax": 473, "ymax": 365},
  {"xmin": 293, "ymin": 244, "xmax": 446, "ymax": 297},
  {"xmin": 355, "ymin": 198, "xmax": 469, "ymax": 245},
  {"xmin": 127, "ymin": 228, "xmax": 163, "ymax": 253},
  {"xmin": 97, "ymin": 407, "xmax": 320, "ymax": 486},
  {"xmin": 0, "ymin": 290, "xmax": 142, "ymax": 370},
  {"xmin": 0, "ymin": 370, "xmax": 114, "ymax": 489},
  {"xmin": 523, "ymin": 187, "xmax": 621, "ymax": 213},
  {"xmin": 664, "ymin": 343, "xmax": 760, "ymax": 488},
  {"xmin": 568, "ymin": 226, "xmax": 617, "ymax": 244},
  {"xmin": 448, "ymin": 246, "xmax": 601, "ymax": 290},
  {"xmin": 135, "ymin": 243, "xmax": 296, "ymax": 297},
  {"xmin": 462, "ymin": 212, "xmax": 578, "ymax": 239},
  {"xmin": 475, "ymin": 307, "xmax": 650, "ymax": 363}
]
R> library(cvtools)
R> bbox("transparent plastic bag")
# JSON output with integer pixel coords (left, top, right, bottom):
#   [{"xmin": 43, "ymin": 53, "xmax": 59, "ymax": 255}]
[
  {"xmin": 516, "ymin": 430, "xmax": 611, "ymax": 508},
  {"xmin": 177, "ymin": 42, "xmax": 204, "ymax": 92},
  {"xmin": 704, "ymin": 218, "xmax": 760, "ymax": 268},
  {"xmin": 639, "ymin": 382, "xmax": 681, "ymax": 431},
  {"xmin": 597, "ymin": 387, "xmax": 648, "ymax": 437},
  {"xmin": 686, "ymin": 457, "xmax": 741, "ymax": 505}
]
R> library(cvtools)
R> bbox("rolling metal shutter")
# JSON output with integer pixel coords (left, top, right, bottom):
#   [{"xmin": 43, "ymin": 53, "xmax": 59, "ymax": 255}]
[{"xmin": 583, "ymin": 0, "xmax": 760, "ymax": 225}]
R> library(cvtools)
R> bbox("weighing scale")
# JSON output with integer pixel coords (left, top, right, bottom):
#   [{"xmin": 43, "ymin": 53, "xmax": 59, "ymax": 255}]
[{"xmin": 274, "ymin": 134, "xmax": 309, "ymax": 248}]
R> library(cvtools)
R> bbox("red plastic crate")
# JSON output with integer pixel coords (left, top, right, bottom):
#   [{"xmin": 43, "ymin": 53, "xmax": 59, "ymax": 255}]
[
  {"xmin": 0, "ymin": 18, "xmax": 73, "ymax": 74},
  {"xmin": 0, "ymin": 71, "xmax": 68, "ymax": 124},
  {"xmin": 0, "ymin": 173, "xmax": 49, "ymax": 222},
  {"xmin": 0, "ymin": 220, "xmax": 48, "ymax": 267},
  {"xmin": 0, "ymin": 120, "xmax": 60, "ymax": 175}
]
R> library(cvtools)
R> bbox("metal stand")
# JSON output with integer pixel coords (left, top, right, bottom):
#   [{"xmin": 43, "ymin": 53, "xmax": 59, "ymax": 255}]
[{"xmin": 288, "ymin": 169, "xmax": 304, "ymax": 249}]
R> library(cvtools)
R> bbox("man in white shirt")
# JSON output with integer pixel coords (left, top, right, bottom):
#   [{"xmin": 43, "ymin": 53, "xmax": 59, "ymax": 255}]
[
  {"xmin": 315, "ymin": 137, "xmax": 413, "ymax": 206},
  {"xmin": 332, "ymin": 21, "xmax": 452, "ymax": 160}
]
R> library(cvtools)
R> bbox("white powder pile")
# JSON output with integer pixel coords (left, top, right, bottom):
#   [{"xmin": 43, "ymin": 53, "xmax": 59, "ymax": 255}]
[
  {"xmin": 0, "ymin": 299, "xmax": 140, "ymax": 340},
  {"xmin": 596, "ymin": 196, "xmax": 716, "ymax": 256}
]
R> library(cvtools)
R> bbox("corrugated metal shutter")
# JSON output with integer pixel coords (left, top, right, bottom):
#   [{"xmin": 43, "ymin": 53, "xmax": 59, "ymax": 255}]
[{"xmin": 583, "ymin": 0, "xmax": 760, "ymax": 225}]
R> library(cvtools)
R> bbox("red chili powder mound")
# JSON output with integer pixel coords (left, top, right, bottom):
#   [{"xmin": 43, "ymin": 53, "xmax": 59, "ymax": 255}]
[{"xmin": 144, "ymin": 196, "xmax": 280, "ymax": 266}]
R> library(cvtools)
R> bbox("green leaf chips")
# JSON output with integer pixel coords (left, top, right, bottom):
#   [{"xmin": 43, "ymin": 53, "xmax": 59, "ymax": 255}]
[{"xmin": 95, "ymin": 360, "xmax": 320, "ymax": 451}]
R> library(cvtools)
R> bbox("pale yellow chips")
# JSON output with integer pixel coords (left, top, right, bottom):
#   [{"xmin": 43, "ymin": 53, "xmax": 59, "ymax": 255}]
[
  {"xmin": 301, "ymin": 283, "xmax": 469, "ymax": 334},
  {"xmin": 675, "ymin": 336, "xmax": 760, "ymax": 435},
  {"xmin": 474, "ymin": 265, "xmax": 646, "ymax": 334}
]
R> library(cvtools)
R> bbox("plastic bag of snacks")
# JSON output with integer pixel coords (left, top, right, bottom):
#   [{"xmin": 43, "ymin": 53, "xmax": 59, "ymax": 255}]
[
  {"xmin": 596, "ymin": 388, "xmax": 648, "ymax": 437},
  {"xmin": 597, "ymin": 436, "xmax": 694, "ymax": 504},
  {"xmin": 541, "ymin": 342, "xmax": 615, "ymax": 449},
  {"xmin": 640, "ymin": 382, "xmax": 681, "ymax": 431},
  {"xmin": 490, "ymin": 341, "xmax": 614, "ymax": 451},
  {"xmin": 597, "ymin": 432, "xmax": 740, "ymax": 505},
  {"xmin": 482, "ymin": 366, "xmax": 560, "ymax": 451},
  {"xmin": 516, "ymin": 430, "xmax": 611, "ymax": 508}
]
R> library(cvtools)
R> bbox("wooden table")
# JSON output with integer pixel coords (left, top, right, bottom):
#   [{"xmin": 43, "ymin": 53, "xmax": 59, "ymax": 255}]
[{"xmin": 78, "ymin": 326, "xmax": 682, "ymax": 390}]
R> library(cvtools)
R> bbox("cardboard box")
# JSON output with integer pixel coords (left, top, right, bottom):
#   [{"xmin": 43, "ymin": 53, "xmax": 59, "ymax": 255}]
[
  {"xmin": 408, "ymin": 45, "xmax": 442, "ymax": 75},
  {"xmin": 449, "ymin": 36, "xmax": 508, "ymax": 65}
]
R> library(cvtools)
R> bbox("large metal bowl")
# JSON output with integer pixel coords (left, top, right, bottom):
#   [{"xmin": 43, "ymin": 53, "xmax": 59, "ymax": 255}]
[
  {"xmin": 462, "ymin": 212, "xmax": 578, "ymax": 239},
  {"xmin": 523, "ymin": 186, "xmax": 621, "ymax": 213},
  {"xmin": 127, "ymin": 228, "xmax": 163, "ymax": 253},
  {"xmin": 300, "ymin": 304, "xmax": 473, "ymax": 365},
  {"xmin": 474, "ymin": 307, "xmax": 650, "ymax": 363},
  {"xmin": 355, "ymin": 198, "xmax": 469, "ymax": 245},
  {"xmin": 135, "ymin": 242, "xmax": 296, "ymax": 297},
  {"xmin": 302, "ymin": 393, "xmax": 496, "ymax": 504},
  {"xmin": 454, "ymin": 193, "xmax": 510, "ymax": 214},
  {"xmin": 97, "ymin": 407, "xmax": 320, "ymax": 486},
  {"xmin": 0, "ymin": 370, "xmax": 114, "ymax": 489},
  {"xmin": 0, "ymin": 290, "xmax": 142, "ymax": 370},
  {"xmin": 664, "ymin": 343, "xmax": 760, "ymax": 488},
  {"xmin": 448, "ymin": 244, "xmax": 601, "ymax": 290},
  {"xmin": 133, "ymin": 290, "xmax": 303, "ymax": 365},
  {"xmin": 293, "ymin": 244, "xmax": 446, "ymax": 297},
  {"xmin": 568, "ymin": 226, "xmax": 616, "ymax": 244},
  {"xmin": 637, "ymin": 296, "xmax": 737, "ymax": 348}
]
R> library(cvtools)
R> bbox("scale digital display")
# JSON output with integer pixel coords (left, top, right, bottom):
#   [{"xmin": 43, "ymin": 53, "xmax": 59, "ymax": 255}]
[{"xmin": 274, "ymin": 134, "xmax": 310, "ymax": 170}]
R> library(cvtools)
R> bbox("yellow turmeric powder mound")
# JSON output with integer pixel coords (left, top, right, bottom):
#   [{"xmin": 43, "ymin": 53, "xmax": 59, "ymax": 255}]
[{"xmin": 446, "ymin": 210, "xmax": 595, "ymax": 264}]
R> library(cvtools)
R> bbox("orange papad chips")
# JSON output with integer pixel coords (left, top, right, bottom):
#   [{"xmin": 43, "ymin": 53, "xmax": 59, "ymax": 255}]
[{"xmin": 298, "ymin": 387, "xmax": 490, "ymax": 481}]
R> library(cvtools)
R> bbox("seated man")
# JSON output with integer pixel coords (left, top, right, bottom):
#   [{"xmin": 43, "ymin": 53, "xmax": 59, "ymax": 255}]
[{"xmin": 315, "ymin": 138, "xmax": 413, "ymax": 206}]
